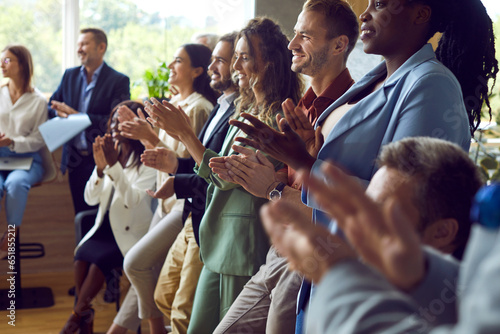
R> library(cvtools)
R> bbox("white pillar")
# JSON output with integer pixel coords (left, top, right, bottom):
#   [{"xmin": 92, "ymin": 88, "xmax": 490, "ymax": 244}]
[{"xmin": 62, "ymin": 0, "xmax": 79, "ymax": 70}]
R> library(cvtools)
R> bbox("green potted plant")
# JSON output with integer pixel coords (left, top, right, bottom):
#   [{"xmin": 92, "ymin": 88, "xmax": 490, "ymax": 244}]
[
  {"xmin": 140, "ymin": 61, "xmax": 171, "ymax": 99},
  {"xmin": 480, "ymin": 156, "xmax": 500, "ymax": 182}
]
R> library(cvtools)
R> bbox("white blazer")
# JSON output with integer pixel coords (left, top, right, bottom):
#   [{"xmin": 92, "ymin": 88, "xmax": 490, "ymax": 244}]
[{"xmin": 75, "ymin": 155, "xmax": 156, "ymax": 256}]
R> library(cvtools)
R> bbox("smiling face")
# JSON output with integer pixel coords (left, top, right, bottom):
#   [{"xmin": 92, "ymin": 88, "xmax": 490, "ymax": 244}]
[
  {"xmin": 208, "ymin": 41, "xmax": 234, "ymax": 92},
  {"xmin": 1, "ymin": 50, "xmax": 20, "ymax": 79},
  {"xmin": 77, "ymin": 32, "xmax": 105, "ymax": 67},
  {"xmin": 109, "ymin": 111, "xmax": 125, "ymax": 144},
  {"xmin": 233, "ymin": 37, "xmax": 254, "ymax": 89},
  {"xmin": 167, "ymin": 47, "xmax": 199, "ymax": 90},
  {"xmin": 359, "ymin": 0, "xmax": 420, "ymax": 57},
  {"xmin": 289, "ymin": 10, "xmax": 337, "ymax": 77}
]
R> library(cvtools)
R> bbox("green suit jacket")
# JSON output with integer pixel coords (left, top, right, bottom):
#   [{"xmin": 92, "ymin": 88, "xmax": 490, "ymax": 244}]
[{"xmin": 195, "ymin": 116, "xmax": 283, "ymax": 276}]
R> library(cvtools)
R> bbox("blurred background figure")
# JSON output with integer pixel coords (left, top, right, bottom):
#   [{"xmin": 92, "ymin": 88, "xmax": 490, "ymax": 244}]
[{"xmin": 0, "ymin": 45, "xmax": 48, "ymax": 258}]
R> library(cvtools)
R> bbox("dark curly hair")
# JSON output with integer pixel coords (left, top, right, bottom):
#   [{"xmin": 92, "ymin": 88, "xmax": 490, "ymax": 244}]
[
  {"xmin": 107, "ymin": 100, "xmax": 146, "ymax": 170},
  {"xmin": 408, "ymin": 0, "xmax": 498, "ymax": 135},
  {"xmin": 235, "ymin": 17, "xmax": 304, "ymax": 124}
]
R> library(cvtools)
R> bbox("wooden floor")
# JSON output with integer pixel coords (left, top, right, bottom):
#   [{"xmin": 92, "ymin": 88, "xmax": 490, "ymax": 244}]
[{"xmin": 0, "ymin": 149, "xmax": 151, "ymax": 333}]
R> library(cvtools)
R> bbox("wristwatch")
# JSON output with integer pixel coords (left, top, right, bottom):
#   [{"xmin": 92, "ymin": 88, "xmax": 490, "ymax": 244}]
[{"xmin": 269, "ymin": 182, "xmax": 286, "ymax": 201}]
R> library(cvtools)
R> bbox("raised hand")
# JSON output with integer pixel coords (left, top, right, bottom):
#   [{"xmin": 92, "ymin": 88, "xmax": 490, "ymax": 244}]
[
  {"xmin": 50, "ymin": 100, "xmax": 78, "ymax": 118},
  {"xmin": 230, "ymin": 113, "xmax": 316, "ymax": 171},
  {"xmin": 143, "ymin": 98, "xmax": 191, "ymax": 140},
  {"xmin": 102, "ymin": 134, "xmax": 119, "ymax": 168},
  {"xmin": 92, "ymin": 135, "xmax": 107, "ymax": 177},
  {"xmin": 300, "ymin": 162, "xmax": 424, "ymax": 291},
  {"xmin": 116, "ymin": 104, "xmax": 138, "ymax": 123},
  {"xmin": 141, "ymin": 147, "xmax": 179, "ymax": 173},
  {"xmin": 119, "ymin": 113, "xmax": 159, "ymax": 149},
  {"xmin": 146, "ymin": 176, "xmax": 175, "ymax": 199},
  {"xmin": 209, "ymin": 145, "xmax": 282, "ymax": 199},
  {"xmin": 0, "ymin": 133, "xmax": 12, "ymax": 147},
  {"xmin": 282, "ymin": 98, "xmax": 324, "ymax": 158},
  {"xmin": 260, "ymin": 200, "xmax": 356, "ymax": 283}
]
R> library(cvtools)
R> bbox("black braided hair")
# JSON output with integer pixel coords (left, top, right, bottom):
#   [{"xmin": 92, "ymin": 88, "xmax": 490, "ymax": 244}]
[{"xmin": 410, "ymin": 0, "xmax": 498, "ymax": 135}]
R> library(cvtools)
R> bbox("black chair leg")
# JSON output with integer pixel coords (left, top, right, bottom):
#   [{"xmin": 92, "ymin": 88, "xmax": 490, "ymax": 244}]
[{"xmin": 0, "ymin": 229, "xmax": 54, "ymax": 309}]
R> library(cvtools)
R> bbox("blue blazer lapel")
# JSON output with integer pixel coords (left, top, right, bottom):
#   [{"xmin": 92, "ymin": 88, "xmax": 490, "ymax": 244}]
[
  {"xmin": 72, "ymin": 70, "xmax": 83, "ymax": 109},
  {"xmin": 88, "ymin": 62, "xmax": 110, "ymax": 111},
  {"xmin": 316, "ymin": 62, "xmax": 388, "ymax": 144},
  {"xmin": 315, "ymin": 44, "xmax": 436, "ymax": 147}
]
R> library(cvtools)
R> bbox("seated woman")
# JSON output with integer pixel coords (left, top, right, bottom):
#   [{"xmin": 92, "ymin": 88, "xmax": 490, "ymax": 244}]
[
  {"xmin": 113, "ymin": 43, "xmax": 216, "ymax": 334},
  {"xmin": 60, "ymin": 101, "xmax": 156, "ymax": 334},
  {"xmin": 0, "ymin": 45, "xmax": 48, "ymax": 258}
]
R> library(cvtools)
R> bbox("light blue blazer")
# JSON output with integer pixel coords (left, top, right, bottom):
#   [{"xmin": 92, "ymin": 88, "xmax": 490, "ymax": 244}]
[{"xmin": 304, "ymin": 44, "xmax": 471, "ymax": 226}]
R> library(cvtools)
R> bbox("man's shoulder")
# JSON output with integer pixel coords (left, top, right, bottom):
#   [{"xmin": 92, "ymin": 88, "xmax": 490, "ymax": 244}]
[
  {"xmin": 101, "ymin": 62, "xmax": 129, "ymax": 81},
  {"xmin": 61, "ymin": 66, "xmax": 81, "ymax": 79}
]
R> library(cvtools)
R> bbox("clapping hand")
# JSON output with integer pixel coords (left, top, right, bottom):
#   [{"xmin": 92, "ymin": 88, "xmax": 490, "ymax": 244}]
[
  {"xmin": 230, "ymin": 113, "xmax": 316, "ymax": 171},
  {"xmin": 261, "ymin": 199, "xmax": 356, "ymax": 283},
  {"xmin": 143, "ymin": 98, "xmax": 191, "ymax": 140},
  {"xmin": 209, "ymin": 145, "xmax": 282, "ymax": 199},
  {"xmin": 282, "ymin": 98, "xmax": 324, "ymax": 158},
  {"xmin": 119, "ymin": 107, "xmax": 158, "ymax": 148},
  {"xmin": 146, "ymin": 176, "xmax": 175, "ymax": 199},
  {"xmin": 0, "ymin": 133, "xmax": 13, "ymax": 148},
  {"xmin": 141, "ymin": 147, "xmax": 179, "ymax": 174},
  {"xmin": 92, "ymin": 135, "xmax": 107, "ymax": 177},
  {"xmin": 299, "ymin": 162, "xmax": 425, "ymax": 291},
  {"xmin": 51, "ymin": 100, "xmax": 78, "ymax": 118},
  {"xmin": 101, "ymin": 133, "xmax": 119, "ymax": 168}
]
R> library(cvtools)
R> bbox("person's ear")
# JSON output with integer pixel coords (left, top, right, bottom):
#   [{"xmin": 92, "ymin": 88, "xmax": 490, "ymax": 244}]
[
  {"xmin": 192, "ymin": 66, "xmax": 203, "ymax": 79},
  {"xmin": 421, "ymin": 218, "xmax": 459, "ymax": 253},
  {"xmin": 414, "ymin": 4, "xmax": 432, "ymax": 25},
  {"xmin": 332, "ymin": 35, "xmax": 349, "ymax": 55},
  {"xmin": 98, "ymin": 42, "xmax": 106, "ymax": 54}
]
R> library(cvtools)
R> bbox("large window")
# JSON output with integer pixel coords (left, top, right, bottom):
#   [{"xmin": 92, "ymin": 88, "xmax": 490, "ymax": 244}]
[
  {"xmin": 1, "ymin": 0, "xmax": 498, "ymax": 103},
  {"xmin": 79, "ymin": 0, "xmax": 253, "ymax": 99},
  {"xmin": 0, "ymin": 0, "xmax": 252, "ymax": 97},
  {"xmin": 0, "ymin": 0, "xmax": 63, "ymax": 94}
]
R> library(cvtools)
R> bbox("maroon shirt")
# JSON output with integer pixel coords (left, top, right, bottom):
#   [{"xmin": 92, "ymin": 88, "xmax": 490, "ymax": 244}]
[{"xmin": 288, "ymin": 68, "xmax": 354, "ymax": 189}]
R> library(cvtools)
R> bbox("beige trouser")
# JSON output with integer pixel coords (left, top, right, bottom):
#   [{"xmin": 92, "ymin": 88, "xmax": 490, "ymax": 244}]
[
  {"xmin": 213, "ymin": 247, "xmax": 303, "ymax": 334},
  {"xmin": 154, "ymin": 217, "xmax": 203, "ymax": 334}
]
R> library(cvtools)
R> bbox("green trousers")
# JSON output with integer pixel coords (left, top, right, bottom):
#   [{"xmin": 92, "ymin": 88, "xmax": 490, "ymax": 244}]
[{"xmin": 187, "ymin": 265, "xmax": 251, "ymax": 334}]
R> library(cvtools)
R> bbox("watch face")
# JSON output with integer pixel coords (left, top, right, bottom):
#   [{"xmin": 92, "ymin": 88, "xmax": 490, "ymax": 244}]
[{"xmin": 269, "ymin": 189, "xmax": 281, "ymax": 201}]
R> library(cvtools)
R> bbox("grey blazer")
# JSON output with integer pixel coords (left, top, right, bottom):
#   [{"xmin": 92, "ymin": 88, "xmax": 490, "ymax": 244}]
[{"xmin": 306, "ymin": 224, "xmax": 500, "ymax": 334}]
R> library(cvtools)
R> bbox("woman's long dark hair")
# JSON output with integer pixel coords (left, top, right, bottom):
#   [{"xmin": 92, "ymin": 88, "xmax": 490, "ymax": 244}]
[
  {"xmin": 182, "ymin": 43, "xmax": 219, "ymax": 105},
  {"xmin": 107, "ymin": 100, "xmax": 146, "ymax": 170},
  {"xmin": 409, "ymin": 0, "xmax": 498, "ymax": 135},
  {"xmin": 235, "ymin": 17, "xmax": 304, "ymax": 124}
]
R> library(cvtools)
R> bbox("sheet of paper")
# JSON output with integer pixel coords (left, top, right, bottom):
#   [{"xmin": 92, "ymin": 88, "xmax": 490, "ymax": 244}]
[
  {"xmin": 0, "ymin": 156, "xmax": 33, "ymax": 170},
  {"xmin": 39, "ymin": 114, "xmax": 92, "ymax": 152}
]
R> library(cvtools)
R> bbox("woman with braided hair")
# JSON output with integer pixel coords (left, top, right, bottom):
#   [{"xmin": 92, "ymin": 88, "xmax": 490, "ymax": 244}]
[
  {"xmin": 420, "ymin": 0, "xmax": 498, "ymax": 134},
  {"xmin": 219, "ymin": 2, "xmax": 497, "ymax": 331}
]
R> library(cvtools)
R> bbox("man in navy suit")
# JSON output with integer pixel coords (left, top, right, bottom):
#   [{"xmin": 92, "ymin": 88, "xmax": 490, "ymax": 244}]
[{"xmin": 48, "ymin": 28, "xmax": 130, "ymax": 216}]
